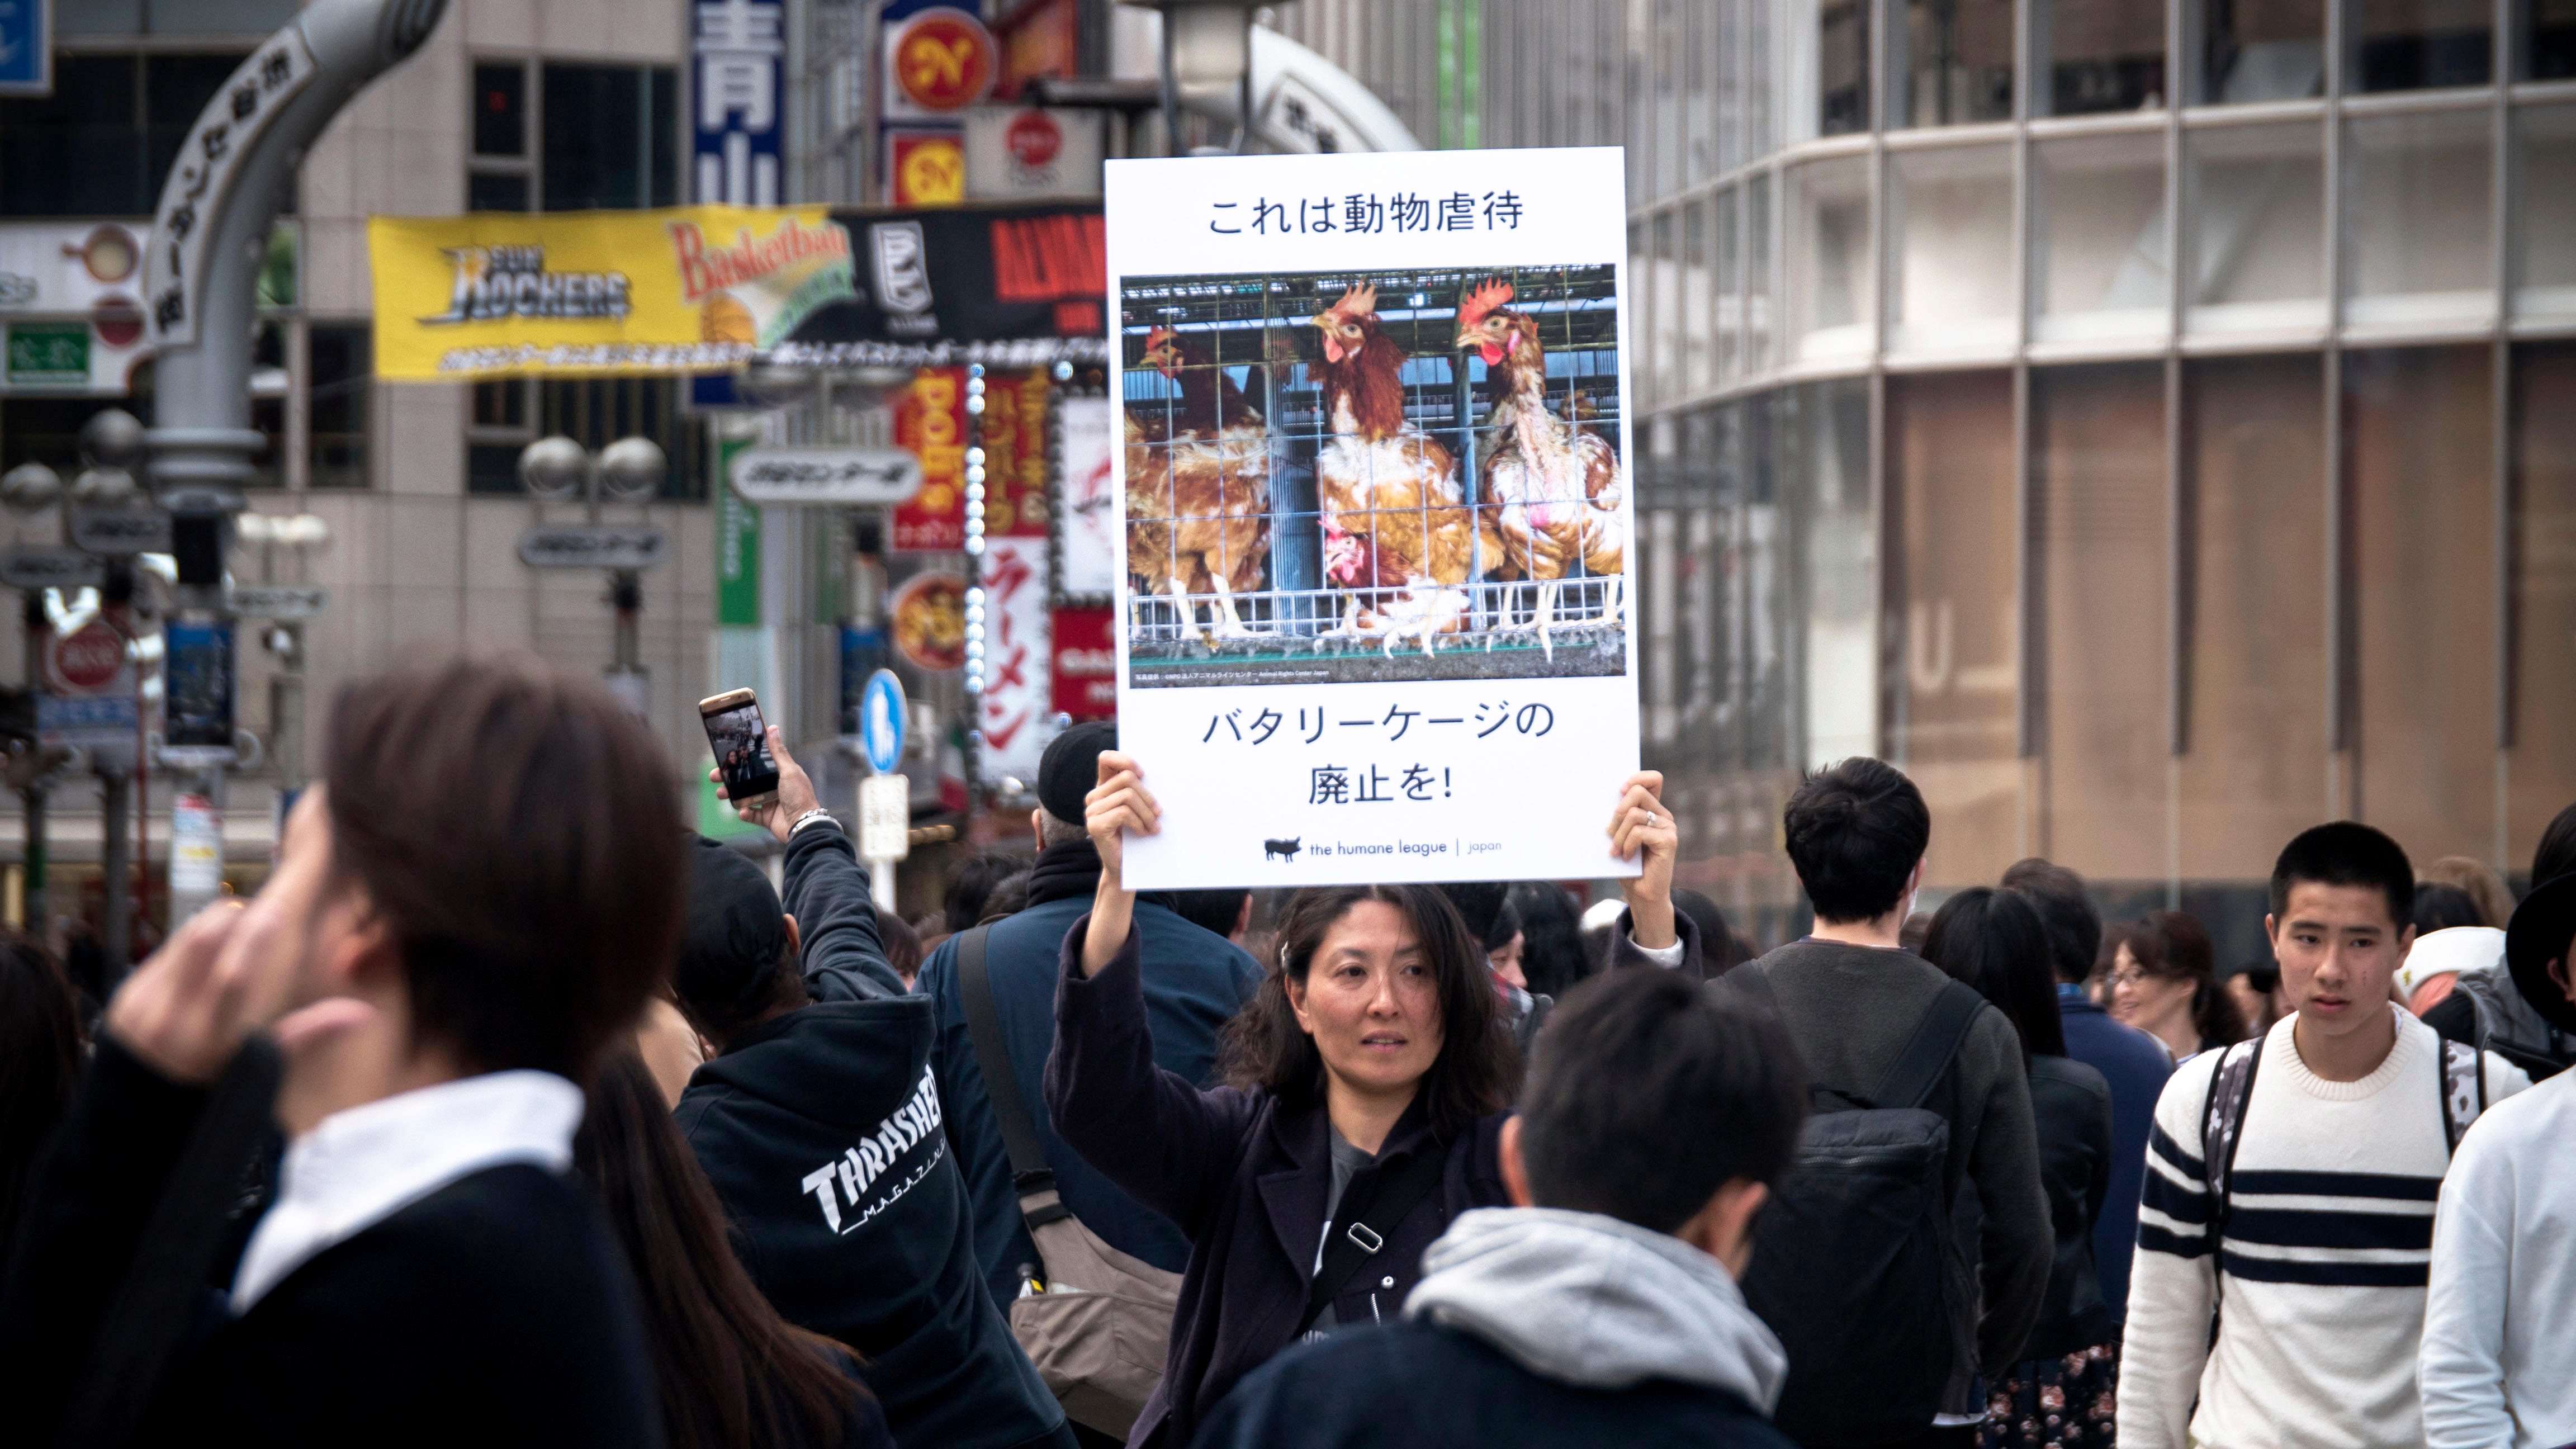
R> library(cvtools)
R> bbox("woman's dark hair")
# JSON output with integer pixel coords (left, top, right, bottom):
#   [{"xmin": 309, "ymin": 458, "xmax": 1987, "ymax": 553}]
[
  {"xmin": 877, "ymin": 912, "xmax": 924, "ymax": 986},
  {"xmin": 973, "ymin": 870, "xmax": 1031, "ymax": 926},
  {"xmin": 944, "ymin": 852, "xmax": 1028, "ymax": 934},
  {"xmin": 0, "ymin": 933, "xmax": 82, "ymax": 1249},
  {"xmin": 1921, "ymin": 888, "xmax": 2064, "ymax": 1070},
  {"xmin": 1508, "ymin": 882, "xmax": 1590, "ymax": 997},
  {"xmin": 326, "ymin": 657, "xmax": 681, "ymax": 1079},
  {"xmin": 2123, "ymin": 908, "xmax": 2244, "ymax": 1049},
  {"xmin": 1220, "ymin": 884, "xmax": 1518, "ymax": 1139},
  {"xmin": 2535, "ymin": 801, "xmax": 2576, "ymax": 888},
  {"xmin": 575, "ymin": 1053, "xmax": 866, "ymax": 1449},
  {"xmin": 2410, "ymin": 883, "xmax": 2485, "ymax": 937}
]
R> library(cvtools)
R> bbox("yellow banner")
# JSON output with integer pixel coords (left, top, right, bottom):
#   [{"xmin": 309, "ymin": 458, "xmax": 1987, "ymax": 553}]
[{"xmin": 367, "ymin": 206, "xmax": 855, "ymax": 380}]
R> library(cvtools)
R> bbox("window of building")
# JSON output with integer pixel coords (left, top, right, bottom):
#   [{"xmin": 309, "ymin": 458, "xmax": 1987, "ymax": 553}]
[
  {"xmin": 2040, "ymin": 0, "xmax": 2167, "ymax": 115},
  {"xmin": 2179, "ymin": 353, "xmax": 2327, "ymax": 879},
  {"xmin": 2033, "ymin": 363, "xmax": 2166, "ymax": 877},
  {"xmin": 1889, "ymin": 143, "xmax": 2016, "ymax": 354},
  {"xmin": 2511, "ymin": 342, "xmax": 2576, "ymax": 862},
  {"xmin": 1683, "ymin": 200, "xmax": 1713, "ymax": 392},
  {"xmin": 1651, "ymin": 209, "xmax": 1681, "ymax": 400},
  {"xmin": 1887, "ymin": 370, "xmax": 2020, "ymax": 884},
  {"xmin": 2346, "ymin": 345, "xmax": 2495, "ymax": 860},
  {"xmin": 467, "ymin": 60, "xmax": 678, "ymax": 212},
  {"xmin": 1794, "ymin": 377, "xmax": 1876, "ymax": 768},
  {"xmin": 1903, "ymin": 0, "xmax": 2015, "ymax": 127},
  {"xmin": 2199, "ymin": 0, "xmax": 2324, "ymax": 103},
  {"xmin": 2512, "ymin": 106, "xmax": 2576, "ymax": 322},
  {"xmin": 1716, "ymin": 187, "xmax": 1743, "ymax": 385},
  {"xmin": 2182, "ymin": 119, "xmax": 2326, "ymax": 335},
  {"xmin": 1786, "ymin": 157, "xmax": 1873, "ymax": 363},
  {"xmin": 1820, "ymin": 0, "xmax": 1872, "ymax": 135},
  {"xmin": 465, "ymin": 378, "xmax": 705, "ymax": 501},
  {"xmin": 2351, "ymin": 0, "xmax": 2491, "ymax": 92},
  {"xmin": 2342, "ymin": 108, "xmax": 2493, "ymax": 332},
  {"xmin": 1745, "ymin": 173, "xmax": 1774, "ymax": 373},
  {"xmin": 2530, "ymin": 0, "xmax": 2576, "ymax": 80},
  {"xmin": 2033, "ymin": 131, "xmax": 2170, "ymax": 345},
  {"xmin": 308, "ymin": 324, "xmax": 371, "ymax": 490},
  {"xmin": 0, "ymin": 51, "xmax": 255, "ymax": 217}
]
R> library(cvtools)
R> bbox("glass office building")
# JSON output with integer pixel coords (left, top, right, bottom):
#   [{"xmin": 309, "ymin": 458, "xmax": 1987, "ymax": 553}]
[{"xmin": 1364, "ymin": 0, "xmax": 2576, "ymax": 949}]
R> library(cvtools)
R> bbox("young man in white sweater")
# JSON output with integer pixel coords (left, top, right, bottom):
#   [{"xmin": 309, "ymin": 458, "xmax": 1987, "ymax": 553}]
[
  {"xmin": 2119, "ymin": 823, "xmax": 2531, "ymax": 1449},
  {"xmin": 2419, "ymin": 871, "xmax": 2576, "ymax": 1449}
]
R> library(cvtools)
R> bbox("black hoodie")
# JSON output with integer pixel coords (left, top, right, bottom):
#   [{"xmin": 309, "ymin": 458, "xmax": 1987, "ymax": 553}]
[{"xmin": 673, "ymin": 823, "xmax": 1066, "ymax": 1449}]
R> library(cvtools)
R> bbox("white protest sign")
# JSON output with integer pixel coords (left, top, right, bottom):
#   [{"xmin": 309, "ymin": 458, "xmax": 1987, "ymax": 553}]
[{"xmin": 1107, "ymin": 148, "xmax": 1640, "ymax": 889}]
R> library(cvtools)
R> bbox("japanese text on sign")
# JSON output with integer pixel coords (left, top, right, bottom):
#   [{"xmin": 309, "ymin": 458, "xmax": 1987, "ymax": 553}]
[
  {"xmin": 146, "ymin": 30, "xmax": 314, "ymax": 349},
  {"xmin": 1208, "ymin": 191, "xmax": 1524, "ymax": 235}
]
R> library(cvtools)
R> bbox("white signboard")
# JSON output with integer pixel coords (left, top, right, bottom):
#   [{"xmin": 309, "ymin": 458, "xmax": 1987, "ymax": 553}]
[
  {"xmin": 1107, "ymin": 148, "xmax": 1640, "ymax": 889},
  {"xmin": 1055, "ymin": 395, "xmax": 1117, "ymax": 599},
  {"xmin": 974, "ymin": 535, "xmax": 1050, "ymax": 779},
  {"xmin": 729, "ymin": 446, "xmax": 923, "ymax": 505},
  {"xmin": 0, "ymin": 546, "xmax": 102, "ymax": 590},
  {"xmin": 71, "ymin": 507, "xmax": 171, "ymax": 556},
  {"xmin": 144, "ymin": 27, "xmax": 315, "ymax": 351},
  {"xmin": 859, "ymin": 772, "xmax": 910, "ymax": 863},
  {"xmin": 38, "ymin": 618, "xmax": 139, "ymax": 760},
  {"xmin": 228, "ymin": 584, "xmax": 328, "ymax": 619},
  {"xmin": 516, "ymin": 524, "xmax": 670, "ymax": 570}
]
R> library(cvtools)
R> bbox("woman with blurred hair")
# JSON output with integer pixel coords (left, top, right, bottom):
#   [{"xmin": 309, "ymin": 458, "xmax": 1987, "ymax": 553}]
[
  {"xmin": 2107, "ymin": 910, "xmax": 2243, "ymax": 1061},
  {"xmin": 1048, "ymin": 752, "xmax": 1688, "ymax": 1449},
  {"xmin": 0, "ymin": 932, "xmax": 83, "ymax": 1252},
  {"xmin": 575, "ymin": 1053, "xmax": 891, "ymax": 1449},
  {"xmin": 1924, "ymin": 888, "xmax": 2118, "ymax": 1449}
]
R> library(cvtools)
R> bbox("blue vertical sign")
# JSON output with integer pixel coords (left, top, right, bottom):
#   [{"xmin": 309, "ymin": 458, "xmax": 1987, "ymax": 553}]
[
  {"xmin": 0, "ymin": 0, "xmax": 51, "ymax": 97},
  {"xmin": 693, "ymin": 0, "xmax": 784, "ymax": 205}
]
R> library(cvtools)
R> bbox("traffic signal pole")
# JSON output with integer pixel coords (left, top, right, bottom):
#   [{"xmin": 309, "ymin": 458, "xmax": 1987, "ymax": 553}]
[{"xmin": 140, "ymin": 0, "xmax": 448, "ymax": 934}]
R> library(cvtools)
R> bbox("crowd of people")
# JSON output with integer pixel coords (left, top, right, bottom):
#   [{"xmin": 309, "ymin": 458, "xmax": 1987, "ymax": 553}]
[{"xmin": 0, "ymin": 655, "xmax": 2572, "ymax": 1449}]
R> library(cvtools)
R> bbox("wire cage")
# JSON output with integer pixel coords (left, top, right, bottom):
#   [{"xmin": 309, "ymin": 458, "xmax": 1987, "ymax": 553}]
[{"xmin": 1120, "ymin": 263, "xmax": 1627, "ymax": 687}]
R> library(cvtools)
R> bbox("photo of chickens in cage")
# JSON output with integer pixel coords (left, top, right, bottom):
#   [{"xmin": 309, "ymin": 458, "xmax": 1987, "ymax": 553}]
[{"xmin": 1119, "ymin": 263, "xmax": 1628, "ymax": 688}]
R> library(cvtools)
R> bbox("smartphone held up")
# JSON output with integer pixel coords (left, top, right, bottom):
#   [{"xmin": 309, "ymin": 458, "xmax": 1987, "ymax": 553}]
[{"xmin": 699, "ymin": 688, "xmax": 779, "ymax": 811}]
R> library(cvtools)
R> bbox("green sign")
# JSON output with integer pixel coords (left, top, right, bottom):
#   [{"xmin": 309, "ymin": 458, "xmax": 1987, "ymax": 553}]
[
  {"xmin": 717, "ymin": 434, "xmax": 761, "ymax": 627},
  {"xmin": 6, "ymin": 323, "xmax": 88, "ymax": 386}
]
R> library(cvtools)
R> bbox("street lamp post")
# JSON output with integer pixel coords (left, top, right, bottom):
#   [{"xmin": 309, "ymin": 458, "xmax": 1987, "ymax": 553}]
[{"xmin": 517, "ymin": 435, "xmax": 669, "ymax": 714}]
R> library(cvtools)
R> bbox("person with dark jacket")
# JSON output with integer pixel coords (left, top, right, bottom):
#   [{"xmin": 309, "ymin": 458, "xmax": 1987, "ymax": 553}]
[
  {"xmin": 2000, "ymin": 856, "xmax": 2171, "ymax": 1324},
  {"xmin": 0, "ymin": 659, "xmax": 673, "ymax": 1449},
  {"xmin": 577, "ymin": 1052, "xmax": 894, "ymax": 1449},
  {"xmin": 1741, "ymin": 760, "xmax": 2051, "ymax": 1446},
  {"xmin": 1922, "ymin": 889, "xmax": 2118, "ymax": 1449},
  {"xmin": 679, "ymin": 730, "xmax": 1073, "ymax": 1449},
  {"xmin": 1050, "ymin": 752, "xmax": 1690, "ymax": 1449},
  {"xmin": 917, "ymin": 722, "xmax": 1263, "ymax": 1319},
  {"xmin": 1192, "ymin": 965, "xmax": 1807, "ymax": 1449}
]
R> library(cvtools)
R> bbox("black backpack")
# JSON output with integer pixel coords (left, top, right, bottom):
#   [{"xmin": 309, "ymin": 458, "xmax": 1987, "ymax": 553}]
[{"xmin": 1726, "ymin": 967, "xmax": 1988, "ymax": 1448}]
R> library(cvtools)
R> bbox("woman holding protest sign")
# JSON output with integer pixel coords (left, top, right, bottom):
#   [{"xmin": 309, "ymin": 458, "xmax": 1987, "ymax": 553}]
[{"xmin": 1044, "ymin": 750, "xmax": 1692, "ymax": 1449}]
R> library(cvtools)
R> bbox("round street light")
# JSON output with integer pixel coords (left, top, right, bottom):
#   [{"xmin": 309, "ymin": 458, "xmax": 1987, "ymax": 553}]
[
  {"xmin": 1, "ymin": 462, "xmax": 63, "ymax": 514},
  {"xmin": 518, "ymin": 435, "xmax": 591, "ymax": 501},
  {"xmin": 596, "ymin": 436, "xmax": 666, "ymax": 503}
]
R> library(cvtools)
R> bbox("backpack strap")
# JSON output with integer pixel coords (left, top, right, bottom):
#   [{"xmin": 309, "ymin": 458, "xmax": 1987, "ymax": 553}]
[
  {"xmin": 1871, "ymin": 979, "xmax": 1990, "ymax": 1111},
  {"xmin": 955, "ymin": 924, "xmax": 1071, "ymax": 1232},
  {"xmin": 2437, "ymin": 1038, "xmax": 2486, "ymax": 1155},
  {"xmin": 2198, "ymin": 1035, "xmax": 2264, "ymax": 1322},
  {"xmin": 1296, "ymin": 1139, "xmax": 1450, "ymax": 1336}
]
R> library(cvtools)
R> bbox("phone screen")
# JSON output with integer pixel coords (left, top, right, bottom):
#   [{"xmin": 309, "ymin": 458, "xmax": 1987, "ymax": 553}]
[{"xmin": 703, "ymin": 698, "xmax": 780, "ymax": 800}]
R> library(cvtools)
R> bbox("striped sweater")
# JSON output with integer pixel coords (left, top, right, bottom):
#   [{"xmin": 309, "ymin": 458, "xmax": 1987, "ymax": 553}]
[{"xmin": 2116, "ymin": 1008, "xmax": 2528, "ymax": 1449}]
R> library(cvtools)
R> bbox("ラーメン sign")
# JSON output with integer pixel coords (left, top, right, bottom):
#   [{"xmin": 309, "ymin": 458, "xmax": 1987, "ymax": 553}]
[{"xmin": 368, "ymin": 206, "xmax": 854, "ymax": 378}]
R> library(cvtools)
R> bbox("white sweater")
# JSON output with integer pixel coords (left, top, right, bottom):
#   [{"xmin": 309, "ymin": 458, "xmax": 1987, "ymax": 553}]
[
  {"xmin": 2421, "ymin": 1068, "xmax": 2576, "ymax": 1449},
  {"xmin": 2118, "ymin": 1009, "xmax": 2529, "ymax": 1449}
]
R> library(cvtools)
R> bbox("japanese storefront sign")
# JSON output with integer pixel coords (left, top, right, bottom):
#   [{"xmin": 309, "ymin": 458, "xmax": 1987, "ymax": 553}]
[
  {"xmin": 1107, "ymin": 148, "xmax": 1640, "ymax": 889},
  {"xmin": 717, "ymin": 435, "xmax": 763, "ymax": 626},
  {"xmin": 1053, "ymin": 393, "xmax": 1117, "ymax": 599},
  {"xmin": 978, "ymin": 368, "xmax": 1052, "ymax": 537},
  {"xmin": 882, "ymin": 3, "xmax": 996, "ymax": 119},
  {"xmin": 367, "ymin": 206, "xmax": 854, "ymax": 378},
  {"xmin": 887, "ymin": 130, "xmax": 967, "ymax": 207},
  {"xmin": 694, "ymin": 0, "xmax": 785, "ymax": 206},
  {"xmin": 891, "ymin": 367, "xmax": 967, "ymax": 552},
  {"xmin": 965, "ymin": 107, "xmax": 1105, "ymax": 200},
  {"xmin": 975, "ymin": 536, "xmax": 1050, "ymax": 778},
  {"xmin": 145, "ymin": 27, "xmax": 314, "ymax": 351},
  {"xmin": 1051, "ymin": 605, "xmax": 1115, "ymax": 719}
]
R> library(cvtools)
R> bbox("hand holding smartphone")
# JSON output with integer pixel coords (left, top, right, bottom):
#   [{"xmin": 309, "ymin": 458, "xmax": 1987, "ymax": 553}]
[{"xmin": 699, "ymin": 689, "xmax": 780, "ymax": 812}]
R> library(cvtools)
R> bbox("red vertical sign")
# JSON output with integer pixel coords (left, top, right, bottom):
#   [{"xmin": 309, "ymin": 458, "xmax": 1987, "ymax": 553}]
[{"xmin": 892, "ymin": 367, "xmax": 968, "ymax": 552}]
